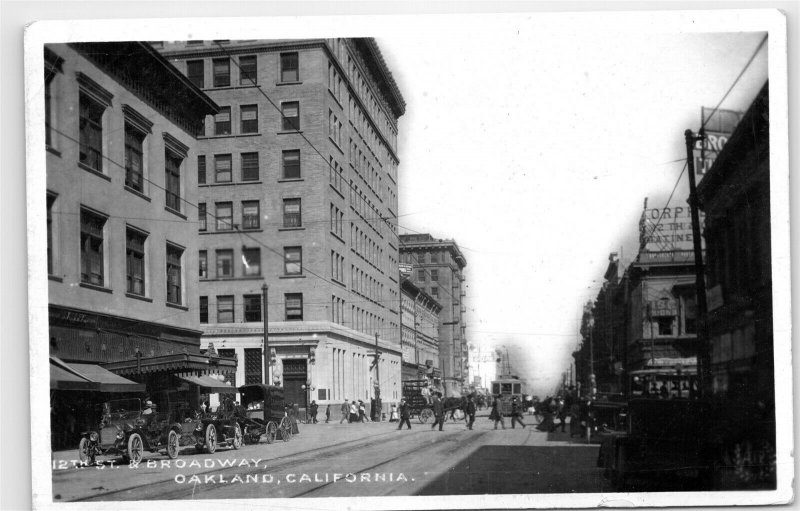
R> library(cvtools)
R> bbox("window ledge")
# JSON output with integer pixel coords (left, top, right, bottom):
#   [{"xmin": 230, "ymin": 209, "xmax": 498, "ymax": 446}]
[
  {"xmin": 166, "ymin": 302, "xmax": 189, "ymax": 311},
  {"xmin": 124, "ymin": 185, "xmax": 151, "ymax": 202},
  {"xmin": 200, "ymin": 181, "xmax": 263, "ymax": 188},
  {"xmin": 78, "ymin": 162, "xmax": 111, "ymax": 182},
  {"xmin": 277, "ymin": 130, "xmax": 303, "ymax": 135},
  {"xmin": 205, "ymin": 84, "xmax": 261, "ymax": 91},
  {"xmin": 278, "ymin": 178, "xmax": 304, "ymax": 183},
  {"xmin": 79, "ymin": 282, "xmax": 112, "ymax": 294},
  {"xmin": 328, "ymin": 90, "xmax": 344, "ymax": 110},
  {"xmin": 330, "ymin": 232, "xmax": 345, "ymax": 244},
  {"xmin": 237, "ymin": 132, "xmax": 262, "ymax": 138},
  {"xmin": 279, "ymin": 275, "xmax": 306, "ymax": 279},
  {"xmin": 331, "ymin": 278, "xmax": 346, "ymax": 289},
  {"xmin": 165, "ymin": 206, "xmax": 187, "ymax": 220},
  {"xmin": 46, "ymin": 145, "xmax": 61, "ymax": 157},
  {"xmin": 329, "ymin": 137, "xmax": 344, "ymax": 155},
  {"xmin": 278, "ymin": 226, "xmax": 305, "ymax": 232},
  {"xmin": 276, "ymin": 80, "xmax": 303, "ymax": 86},
  {"xmin": 48, "ymin": 275, "xmax": 63, "ymax": 283},
  {"xmin": 126, "ymin": 292, "xmax": 153, "ymax": 303},
  {"xmin": 330, "ymin": 183, "xmax": 345, "ymax": 200}
]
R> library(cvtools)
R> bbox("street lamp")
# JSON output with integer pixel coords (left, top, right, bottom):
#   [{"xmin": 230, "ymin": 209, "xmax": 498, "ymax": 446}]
[{"xmin": 300, "ymin": 380, "xmax": 312, "ymax": 423}]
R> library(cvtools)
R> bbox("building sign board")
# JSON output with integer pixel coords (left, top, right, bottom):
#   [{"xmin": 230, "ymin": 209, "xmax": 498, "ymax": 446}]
[{"xmin": 639, "ymin": 205, "xmax": 706, "ymax": 252}]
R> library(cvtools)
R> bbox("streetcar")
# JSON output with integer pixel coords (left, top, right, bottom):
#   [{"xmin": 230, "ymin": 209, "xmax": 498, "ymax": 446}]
[{"xmin": 490, "ymin": 376, "xmax": 526, "ymax": 417}]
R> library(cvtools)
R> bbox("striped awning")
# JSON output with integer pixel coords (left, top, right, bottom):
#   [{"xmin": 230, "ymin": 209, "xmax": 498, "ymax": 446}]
[{"xmin": 50, "ymin": 357, "xmax": 145, "ymax": 393}]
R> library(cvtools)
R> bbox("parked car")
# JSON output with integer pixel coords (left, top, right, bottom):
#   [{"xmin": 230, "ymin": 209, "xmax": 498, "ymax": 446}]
[
  {"xmin": 78, "ymin": 398, "xmax": 183, "ymax": 465},
  {"xmin": 192, "ymin": 398, "xmax": 243, "ymax": 453}
]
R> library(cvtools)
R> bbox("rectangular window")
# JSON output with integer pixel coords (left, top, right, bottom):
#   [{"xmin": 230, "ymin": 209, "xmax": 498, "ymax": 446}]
[
  {"xmin": 217, "ymin": 295, "xmax": 234, "ymax": 323},
  {"xmin": 418, "ymin": 269, "xmax": 426, "ymax": 282},
  {"xmin": 280, "ymin": 52, "xmax": 299, "ymax": 82},
  {"xmin": 241, "ymin": 152, "xmax": 259, "ymax": 181},
  {"xmin": 213, "ymin": 58, "xmax": 230, "ymax": 87},
  {"xmin": 281, "ymin": 101, "xmax": 299, "ymax": 131},
  {"xmin": 199, "ymin": 296, "xmax": 208, "ymax": 323},
  {"xmin": 214, "ymin": 154, "xmax": 232, "ymax": 183},
  {"xmin": 282, "ymin": 150, "xmax": 300, "ymax": 179},
  {"xmin": 430, "ymin": 287, "xmax": 439, "ymax": 299},
  {"xmin": 284, "ymin": 246, "xmax": 302, "ymax": 275},
  {"xmin": 79, "ymin": 93, "xmax": 104, "ymax": 171},
  {"xmin": 240, "ymin": 105, "xmax": 258, "ymax": 134},
  {"xmin": 283, "ymin": 198, "xmax": 301, "ymax": 228},
  {"xmin": 198, "ymin": 203, "xmax": 207, "ymax": 231},
  {"xmin": 285, "ymin": 293, "xmax": 303, "ymax": 320},
  {"xmin": 166, "ymin": 244, "xmax": 183, "ymax": 305},
  {"xmin": 215, "ymin": 106, "xmax": 231, "ymax": 135},
  {"xmin": 244, "ymin": 348, "xmax": 262, "ymax": 384},
  {"xmin": 239, "ymin": 55, "xmax": 257, "ymax": 85},
  {"xmin": 216, "ymin": 249, "xmax": 233, "ymax": 278},
  {"xmin": 216, "ymin": 202, "xmax": 233, "ymax": 231},
  {"xmin": 657, "ymin": 317, "xmax": 674, "ymax": 336},
  {"xmin": 199, "ymin": 250, "xmax": 208, "ymax": 278},
  {"xmin": 80, "ymin": 208, "xmax": 106, "ymax": 286},
  {"xmin": 47, "ymin": 194, "xmax": 55, "ymax": 274},
  {"xmin": 242, "ymin": 201, "xmax": 260, "ymax": 229},
  {"xmin": 242, "ymin": 247, "xmax": 261, "ymax": 276},
  {"xmin": 124, "ymin": 126, "xmax": 145, "ymax": 192},
  {"xmin": 126, "ymin": 228, "xmax": 146, "ymax": 295},
  {"xmin": 187, "ymin": 60, "xmax": 204, "ymax": 88},
  {"xmin": 431, "ymin": 269, "xmax": 438, "ymax": 281},
  {"xmin": 244, "ymin": 294, "xmax": 262, "ymax": 322},
  {"xmin": 165, "ymin": 151, "xmax": 182, "ymax": 212},
  {"xmin": 197, "ymin": 154, "xmax": 207, "ymax": 184},
  {"xmin": 45, "ymin": 72, "xmax": 54, "ymax": 146}
]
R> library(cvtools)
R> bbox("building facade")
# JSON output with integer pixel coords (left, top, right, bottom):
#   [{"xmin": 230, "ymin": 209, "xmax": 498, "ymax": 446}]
[
  {"xmin": 159, "ymin": 39, "xmax": 406, "ymax": 413},
  {"xmin": 399, "ymin": 234, "xmax": 468, "ymax": 396},
  {"xmin": 400, "ymin": 278, "xmax": 442, "ymax": 386},
  {"xmin": 45, "ymin": 42, "xmax": 225, "ymax": 448}
]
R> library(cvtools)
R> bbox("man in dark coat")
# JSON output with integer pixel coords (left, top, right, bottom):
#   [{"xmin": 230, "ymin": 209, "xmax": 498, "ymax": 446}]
[
  {"xmin": 466, "ymin": 394, "xmax": 477, "ymax": 430},
  {"xmin": 309, "ymin": 400, "xmax": 318, "ymax": 424},
  {"xmin": 431, "ymin": 393, "xmax": 445, "ymax": 431},
  {"xmin": 397, "ymin": 398, "xmax": 412, "ymax": 430},
  {"xmin": 511, "ymin": 397, "xmax": 526, "ymax": 429}
]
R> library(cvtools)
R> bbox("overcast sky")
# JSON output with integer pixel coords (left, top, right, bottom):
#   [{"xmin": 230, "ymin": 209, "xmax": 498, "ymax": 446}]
[{"xmin": 377, "ymin": 20, "xmax": 768, "ymax": 396}]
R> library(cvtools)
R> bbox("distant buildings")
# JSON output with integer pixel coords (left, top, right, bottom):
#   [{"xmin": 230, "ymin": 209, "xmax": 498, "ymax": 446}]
[
  {"xmin": 400, "ymin": 278, "xmax": 442, "ymax": 389},
  {"xmin": 159, "ymin": 39, "xmax": 406, "ymax": 413},
  {"xmin": 45, "ymin": 42, "xmax": 224, "ymax": 448},
  {"xmin": 399, "ymin": 234, "xmax": 468, "ymax": 395}
]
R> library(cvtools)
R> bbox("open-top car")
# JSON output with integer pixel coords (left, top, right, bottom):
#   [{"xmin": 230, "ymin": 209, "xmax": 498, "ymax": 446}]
[
  {"xmin": 192, "ymin": 397, "xmax": 244, "ymax": 453},
  {"xmin": 78, "ymin": 398, "xmax": 183, "ymax": 465}
]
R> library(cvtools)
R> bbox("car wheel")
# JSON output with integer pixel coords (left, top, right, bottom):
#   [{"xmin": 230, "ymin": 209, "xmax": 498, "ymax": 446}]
[
  {"xmin": 205, "ymin": 424, "xmax": 217, "ymax": 454},
  {"xmin": 167, "ymin": 430, "xmax": 180, "ymax": 459},
  {"xmin": 78, "ymin": 437, "xmax": 93, "ymax": 465},
  {"xmin": 232, "ymin": 424, "xmax": 243, "ymax": 450},
  {"xmin": 127, "ymin": 433, "xmax": 144, "ymax": 464},
  {"xmin": 266, "ymin": 422, "xmax": 277, "ymax": 444}
]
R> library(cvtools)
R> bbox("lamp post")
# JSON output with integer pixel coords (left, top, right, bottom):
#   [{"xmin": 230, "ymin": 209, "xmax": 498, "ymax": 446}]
[{"xmin": 301, "ymin": 381, "xmax": 311, "ymax": 423}]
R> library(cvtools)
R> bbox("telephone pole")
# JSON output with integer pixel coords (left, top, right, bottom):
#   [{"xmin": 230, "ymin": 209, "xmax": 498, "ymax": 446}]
[{"xmin": 262, "ymin": 283, "xmax": 270, "ymax": 385}]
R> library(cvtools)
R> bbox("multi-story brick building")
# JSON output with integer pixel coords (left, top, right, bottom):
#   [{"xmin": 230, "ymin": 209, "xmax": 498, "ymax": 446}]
[
  {"xmin": 399, "ymin": 234, "xmax": 468, "ymax": 396},
  {"xmin": 45, "ymin": 42, "xmax": 226, "ymax": 448},
  {"xmin": 159, "ymin": 39, "xmax": 406, "ymax": 414},
  {"xmin": 400, "ymin": 278, "xmax": 442, "ymax": 387}
]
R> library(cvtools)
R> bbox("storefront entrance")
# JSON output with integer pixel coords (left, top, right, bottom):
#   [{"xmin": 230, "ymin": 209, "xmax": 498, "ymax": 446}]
[{"xmin": 282, "ymin": 358, "xmax": 308, "ymax": 408}]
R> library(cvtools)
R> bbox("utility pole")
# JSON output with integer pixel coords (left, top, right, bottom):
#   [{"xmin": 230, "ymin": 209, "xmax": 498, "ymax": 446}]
[
  {"xmin": 373, "ymin": 332, "xmax": 381, "ymax": 421},
  {"xmin": 262, "ymin": 283, "xmax": 270, "ymax": 385},
  {"xmin": 684, "ymin": 129, "xmax": 710, "ymax": 397}
]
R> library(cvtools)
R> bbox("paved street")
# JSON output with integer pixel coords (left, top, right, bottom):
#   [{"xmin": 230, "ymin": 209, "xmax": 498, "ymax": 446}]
[{"xmin": 51, "ymin": 413, "xmax": 611, "ymax": 502}]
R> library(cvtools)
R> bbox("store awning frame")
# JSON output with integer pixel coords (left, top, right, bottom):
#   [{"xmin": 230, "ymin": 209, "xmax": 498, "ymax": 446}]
[
  {"xmin": 178, "ymin": 374, "xmax": 236, "ymax": 393},
  {"xmin": 50, "ymin": 357, "xmax": 146, "ymax": 393}
]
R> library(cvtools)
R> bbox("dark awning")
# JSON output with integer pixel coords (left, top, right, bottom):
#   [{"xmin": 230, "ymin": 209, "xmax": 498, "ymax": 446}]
[
  {"xmin": 178, "ymin": 374, "xmax": 236, "ymax": 393},
  {"xmin": 50, "ymin": 357, "xmax": 146, "ymax": 393}
]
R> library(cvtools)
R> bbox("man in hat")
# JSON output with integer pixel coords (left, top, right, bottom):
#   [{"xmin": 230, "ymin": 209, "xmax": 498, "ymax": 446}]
[
  {"xmin": 466, "ymin": 394, "xmax": 477, "ymax": 430},
  {"xmin": 340, "ymin": 399, "xmax": 350, "ymax": 424},
  {"xmin": 397, "ymin": 398, "xmax": 412, "ymax": 430}
]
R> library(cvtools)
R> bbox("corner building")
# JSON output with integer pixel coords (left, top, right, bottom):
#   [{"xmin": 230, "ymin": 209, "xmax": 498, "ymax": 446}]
[{"xmin": 159, "ymin": 39, "xmax": 406, "ymax": 414}]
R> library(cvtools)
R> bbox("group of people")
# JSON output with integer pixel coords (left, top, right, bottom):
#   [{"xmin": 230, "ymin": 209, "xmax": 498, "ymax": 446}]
[
  {"xmin": 488, "ymin": 396, "xmax": 527, "ymax": 429},
  {"xmin": 394, "ymin": 393, "xmax": 479, "ymax": 431},
  {"xmin": 339, "ymin": 399, "xmax": 371, "ymax": 423}
]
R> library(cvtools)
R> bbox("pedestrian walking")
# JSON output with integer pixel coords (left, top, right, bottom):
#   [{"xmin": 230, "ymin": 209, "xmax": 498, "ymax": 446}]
[
  {"xmin": 511, "ymin": 397, "xmax": 527, "ymax": 429},
  {"xmin": 489, "ymin": 395, "xmax": 506, "ymax": 429},
  {"xmin": 431, "ymin": 393, "xmax": 445, "ymax": 431},
  {"xmin": 340, "ymin": 400, "xmax": 350, "ymax": 424},
  {"xmin": 309, "ymin": 400, "xmax": 318, "ymax": 424},
  {"xmin": 466, "ymin": 394, "xmax": 477, "ymax": 430},
  {"xmin": 389, "ymin": 404, "xmax": 399, "ymax": 422},
  {"xmin": 569, "ymin": 399, "xmax": 582, "ymax": 438},
  {"xmin": 358, "ymin": 400, "xmax": 370, "ymax": 423},
  {"xmin": 325, "ymin": 404, "xmax": 331, "ymax": 423},
  {"xmin": 556, "ymin": 396, "xmax": 567, "ymax": 432},
  {"xmin": 397, "ymin": 398, "xmax": 412, "ymax": 430},
  {"xmin": 349, "ymin": 401, "xmax": 359, "ymax": 423}
]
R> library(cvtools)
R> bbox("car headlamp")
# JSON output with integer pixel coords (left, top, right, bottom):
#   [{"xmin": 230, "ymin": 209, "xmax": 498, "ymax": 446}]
[
  {"xmin": 89, "ymin": 431, "xmax": 99, "ymax": 442},
  {"xmin": 116, "ymin": 428, "xmax": 125, "ymax": 440}
]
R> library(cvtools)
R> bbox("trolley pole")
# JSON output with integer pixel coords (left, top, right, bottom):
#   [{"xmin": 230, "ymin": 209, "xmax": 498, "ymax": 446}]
[
  {"xmin": 262, "ymin": 283, "xmax": 270, "ymax": 385},
  {"xmin": 684, "ymin": 129, "xmax": 711, "ymax": 398}
]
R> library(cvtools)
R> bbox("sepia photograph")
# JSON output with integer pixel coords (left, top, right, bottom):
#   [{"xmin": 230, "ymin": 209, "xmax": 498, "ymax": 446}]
[{"xmin": 19, "ymin": 6, "xmax": 793, "ymax": 509}]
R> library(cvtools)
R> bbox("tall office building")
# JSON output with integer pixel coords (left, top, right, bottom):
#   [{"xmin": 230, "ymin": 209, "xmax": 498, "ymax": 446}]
[
  {"xmin": 159, "ymin": 39, "xmax": 406, "ymax": 412},
  {"xmin": 399, "ymin": 234, "xmax": 468, "ymax": 395}
]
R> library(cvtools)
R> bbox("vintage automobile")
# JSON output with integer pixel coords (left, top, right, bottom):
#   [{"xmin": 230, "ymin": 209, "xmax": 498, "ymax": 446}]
[
  {"xmin": 237, "ymin": 384, "xmax": 291, "ymax": 443},
  {"xmin": 584, "ymin": 395, "xmax": 627, "ymax": 444},
  {"xmin": 77, "ymin": 398, "xmax": 182, "ymax": 465},
  {"xmin": 192, "ymin": 398, "xmax": 244, "ymax": 454}
]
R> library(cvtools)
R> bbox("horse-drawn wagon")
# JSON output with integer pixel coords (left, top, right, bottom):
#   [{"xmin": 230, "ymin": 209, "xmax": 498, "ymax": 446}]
[{"xmin": 236, "ymin": 384, "xmax": 293, "ymax": 444}]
